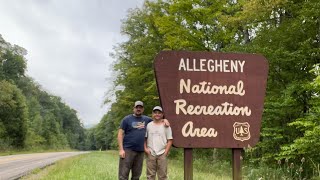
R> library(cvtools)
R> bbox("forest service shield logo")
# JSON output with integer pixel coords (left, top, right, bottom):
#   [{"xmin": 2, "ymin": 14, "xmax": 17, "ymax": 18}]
[{"xmin": 233, "ymin": 122, "xmax": 251, "ymax": 141}]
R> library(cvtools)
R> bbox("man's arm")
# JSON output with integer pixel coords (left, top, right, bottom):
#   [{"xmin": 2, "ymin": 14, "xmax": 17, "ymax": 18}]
[
  {"xmin": 118, "ymin": 129, "xmax": 125, "ymax": 158},
  {"xmin": 144, "ymin": 138, "xmax": 151, "ymax": 155},
  {"xmin": 164, "ymin": 127, "xmax": 173, "ymax": 156},
  {"xmin": 164, "ymin": 139, "xmax": 173, "ymax": 156}
]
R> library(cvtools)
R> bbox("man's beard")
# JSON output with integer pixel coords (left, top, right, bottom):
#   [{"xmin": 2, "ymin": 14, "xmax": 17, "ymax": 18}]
[{"xmin": 134, "ymin": 111, "xmax": 142, "ymax": 116}]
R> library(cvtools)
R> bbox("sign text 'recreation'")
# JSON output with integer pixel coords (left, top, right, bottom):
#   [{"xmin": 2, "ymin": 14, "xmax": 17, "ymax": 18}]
[{"xmin": 154, "ymin": 51, "xmax": 268, "ymax": 148}]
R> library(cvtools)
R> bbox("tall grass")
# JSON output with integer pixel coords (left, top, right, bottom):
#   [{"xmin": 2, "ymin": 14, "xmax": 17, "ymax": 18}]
[
  {"xmin": 22, "ymin": 151, "xmax": 231, "ymax": 180},
  {"xmin": 22, "ymin": 150, "xmax": 320, "ymax": 179}
]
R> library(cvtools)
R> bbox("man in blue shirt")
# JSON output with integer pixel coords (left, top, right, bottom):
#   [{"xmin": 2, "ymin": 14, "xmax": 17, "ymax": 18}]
[{"xmin": 118, "ymin": 101, "xmax": 169, "ymax": 180}]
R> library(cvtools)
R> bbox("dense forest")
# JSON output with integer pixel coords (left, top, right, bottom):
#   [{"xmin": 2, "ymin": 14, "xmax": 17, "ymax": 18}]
[
  {"xmin": 88, "ymin": 0, "xmax": 320, "ymax": 178},
  {"xmin": 0, "ymin": 35, "xmax": 86, "ymax": 150}
]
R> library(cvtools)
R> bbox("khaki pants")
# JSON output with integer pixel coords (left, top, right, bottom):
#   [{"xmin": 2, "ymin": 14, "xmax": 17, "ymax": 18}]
[{"xmin": 146, "ymin": 153, "xmax": 168, "ymax": 180}]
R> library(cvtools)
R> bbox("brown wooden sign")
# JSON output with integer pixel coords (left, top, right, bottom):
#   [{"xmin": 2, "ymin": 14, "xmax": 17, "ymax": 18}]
[{"xmin": 154, "ymin": 51, "xmax": 268, "ymax": 148}]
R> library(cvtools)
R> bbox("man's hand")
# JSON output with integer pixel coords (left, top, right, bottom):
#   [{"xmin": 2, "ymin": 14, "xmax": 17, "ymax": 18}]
[
  {"xmin": 119, "ymin": 149, "xmax": 125, "ymax": 158},
  {"xmin": 145, "ymin": 147, "xmax": 151, "ymax": 155},
  {"xmin": 163, "ymin": 119, "xmax": 170, "ymax": 127},
  {"xmin": 164, "ymin": 150, "xmax": 169, "ymax": 156}
]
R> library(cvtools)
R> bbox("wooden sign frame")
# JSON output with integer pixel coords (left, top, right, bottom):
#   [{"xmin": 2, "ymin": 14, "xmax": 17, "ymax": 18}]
[{"xmin": 154, "ymin": 51, "xmax": 268, "ymax": 148}]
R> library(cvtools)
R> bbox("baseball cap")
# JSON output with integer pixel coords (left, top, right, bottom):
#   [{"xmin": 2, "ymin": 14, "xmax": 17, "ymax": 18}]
[
  {"xmin": 134, "ymin": 101, "xmax": 144, "ymax": 107},
  {"xmin": 152, "ymin": 106, "xmax": 163, "ymax": 112}
]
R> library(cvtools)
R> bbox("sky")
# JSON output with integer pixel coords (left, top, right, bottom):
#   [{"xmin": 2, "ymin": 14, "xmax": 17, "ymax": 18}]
[{"xmin": 0, "ymin": 0, "xmax": 144, "ymax": 126}]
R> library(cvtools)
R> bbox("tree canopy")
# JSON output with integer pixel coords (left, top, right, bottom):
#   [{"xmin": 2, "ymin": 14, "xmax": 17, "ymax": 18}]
[
  {"xmin": 0, "ymin": 34, "xmax": 86, "ymax": 150},
  {"xmin": 93, "ymin": 0, "xmax": 320, "ymax": 176}
]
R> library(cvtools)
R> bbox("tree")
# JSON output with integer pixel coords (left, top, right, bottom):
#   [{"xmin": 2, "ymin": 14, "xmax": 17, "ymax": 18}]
[
  {"xmin": 279, "ymin": 64, "xmax": 320, "ymax": 170},
  {"xmin": 0, "ymin": 34, "xmax": 86, "ymax": 150},
  {"xmin": 101, "ymin": 0, "xmax": 320, "ymax": 175},
  {"xmin": 0, "ymin": 80, "xmax": 28, "ymax": 149}
]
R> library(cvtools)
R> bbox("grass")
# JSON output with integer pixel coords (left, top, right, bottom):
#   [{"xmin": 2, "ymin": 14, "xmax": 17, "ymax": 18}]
[
  {"xmin": 20, "ymin": 151, "xmax": 320, "ymax": 179},
  {"xmin": 22, "ymin": 151, "xmax": 232, "ymax": 180}
]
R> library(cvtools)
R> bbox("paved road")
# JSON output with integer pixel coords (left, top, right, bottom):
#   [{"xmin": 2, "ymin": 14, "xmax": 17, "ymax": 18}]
[{"xmin": 0, "ymin": 151, "xmax": 89, "ymax": 180}]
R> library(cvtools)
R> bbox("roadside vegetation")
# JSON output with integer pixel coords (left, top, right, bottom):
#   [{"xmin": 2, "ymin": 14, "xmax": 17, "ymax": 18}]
[
  {"xmin": 23, "ymin": 151, "xmax": 319, "ymax": 180},
  {"xmin": 22, "ymin": 151, "xmax": 231, "ymax": 180}
]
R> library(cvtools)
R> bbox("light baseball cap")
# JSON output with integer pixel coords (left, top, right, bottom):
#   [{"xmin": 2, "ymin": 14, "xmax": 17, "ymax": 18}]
[
  {"xmin": 134, "ymin": 101, "xmax": 144, "ymax": 107},
  {"xmin": 152, "ymin": 106, "xmax": 163, "ymax": 112}
]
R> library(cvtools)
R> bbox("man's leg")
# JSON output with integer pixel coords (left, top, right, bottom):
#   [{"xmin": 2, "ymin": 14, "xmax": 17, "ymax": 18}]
[
  {"xmin": 157, "ymin": 153, "xmax": 168, "ymax": 180},
  {"xmin": 119, "ymin": 150, "xmax": 135, "ymax": 180},
  {"xmin": 131, "ymin": 151, "xmax": 144, "ymax": 180},
  {"xmin": 146, "ymin": 154, "xmax": 157, "ymax": 180}
]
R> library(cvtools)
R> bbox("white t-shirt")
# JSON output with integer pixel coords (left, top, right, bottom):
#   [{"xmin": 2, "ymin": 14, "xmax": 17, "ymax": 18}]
[{"xmin": 145, "ymin": 121, "xmax": 173, "ymax": 156}]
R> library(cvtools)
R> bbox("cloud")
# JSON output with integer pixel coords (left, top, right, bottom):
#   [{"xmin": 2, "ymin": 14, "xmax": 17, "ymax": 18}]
[{"xmin": 0, "ymin": 0, "xmax": 144, "ymax": 125}]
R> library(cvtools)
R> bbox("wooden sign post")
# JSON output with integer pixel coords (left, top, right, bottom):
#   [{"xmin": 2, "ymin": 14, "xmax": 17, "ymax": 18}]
[{"xmin": 154, "ymin": 51, "xmax": 268, "ymax": 180}]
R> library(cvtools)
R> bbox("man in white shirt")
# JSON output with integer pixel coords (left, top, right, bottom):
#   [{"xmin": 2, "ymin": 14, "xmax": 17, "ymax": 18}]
[{"xmin": 144, "ymin": 106, "xmax": 173, "ymax": 180}]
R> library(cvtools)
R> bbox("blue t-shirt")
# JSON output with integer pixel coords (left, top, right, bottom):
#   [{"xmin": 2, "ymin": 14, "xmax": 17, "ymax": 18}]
[{"xmin": 120, "ymin": 114, "xmax": 152, "ymax": 152}]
